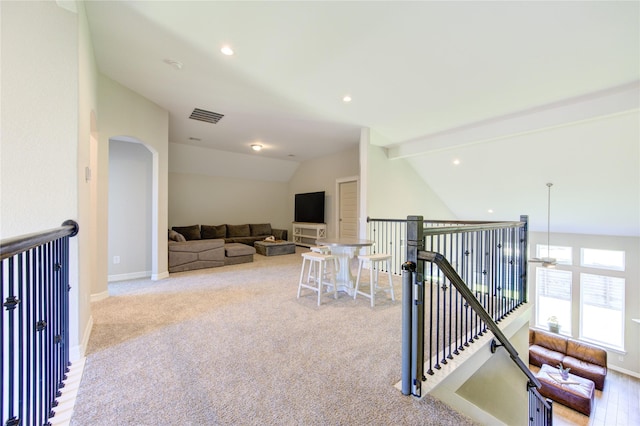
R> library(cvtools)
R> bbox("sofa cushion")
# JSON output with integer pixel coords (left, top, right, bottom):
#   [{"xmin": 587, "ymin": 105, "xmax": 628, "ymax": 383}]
[
  {"xmin": 172, "ymin": 225, "xmax": 201, "ymax": 241},
  {"xmin": 561, "ymin": 356, "xmax": 607, "ymax": 390},
  {"xmin": 225, "ymin": 243, "xmax": 256, "ymax": 257},
  {"xmin": 532, "ymin": 329, "xmax": 568, "ymax": 353},
  {"xmin": 529, "ymin": 344, "xmax": 565, "ymax": 368},
  {"xmin": 250, "ymin": 223, "xmax": 272, "ymax": 236},
  {"xmin": 227, "ymin": 224, "xmax": 250, "ymax": 237},
  {"xmin": 168, "ymin": 229, "xmax": 186, "ymax": 242},
  {"xmin": 201, "ymin": 224, "xmax": 227, "ymax": 239},
  {"xmin": 566, "ymin": 339, "xmax": 607, "ymax": 367},
  {"xmin": 168, "ymin": 239, "xmax": 225, "ymax": 252}
]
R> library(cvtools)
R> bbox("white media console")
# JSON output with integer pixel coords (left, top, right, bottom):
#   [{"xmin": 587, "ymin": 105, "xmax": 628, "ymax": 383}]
[{"xmin": 292, "ymin": 222, "xmax": 326, "ymax": 247}]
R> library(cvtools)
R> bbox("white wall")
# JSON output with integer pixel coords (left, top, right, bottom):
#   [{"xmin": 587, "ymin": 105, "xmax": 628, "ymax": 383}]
[
  {"xmin": 529, "ymin": 231, "xmax": 640, "ymax": 377},
  {"xmin": 168, "ymin": 143, "xmax": 294, "ymax": 230},
  {"xmin": 288, "ymin": 146, "xmax": 360, "ymax": 238},
  {"xmin": 1, "ymin": 1, "xmax": 78, "ymax": 237},
  {"xmin": 0, "ymin": 1, "xmax": 89, "ymax": 358},
  {"xmin": 169, "ymin": 172, "xmax": 289, "ymax": 230},
  {"xmin": 366, "ymin": 130, "xmax": 455, "ymax": 221},
  {"xmin": 76, "ymin": 0, "xmax": 99, "ymax": 358},
  {"xmin": 108, "ymin": 141, "xmax": 152, "ymax": 280},
  {"xmin": 97, "ymin": 74, "xmax": 169, "ymax": 293}
]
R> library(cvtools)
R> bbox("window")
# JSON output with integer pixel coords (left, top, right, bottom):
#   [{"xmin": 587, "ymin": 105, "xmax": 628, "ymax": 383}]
[
  {"xmin": 581, "ymin": 248, "xmax": 625, "ymax": 271},
  {"xmin": 536, "ymin": 244, "xmax": 572, "ymax": 265},
  {"xmin": 580, "ymin": 273, "xmax": 625, "ymax": 348},
  {"xmin": 536, "ymin": 267, "xmax": 572, "ymax": 333}
]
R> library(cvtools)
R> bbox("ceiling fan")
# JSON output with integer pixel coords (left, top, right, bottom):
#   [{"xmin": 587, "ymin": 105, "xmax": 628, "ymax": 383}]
[{"xmin": 530, "ymin": 182, "xmax": 557, "ymax": 268}]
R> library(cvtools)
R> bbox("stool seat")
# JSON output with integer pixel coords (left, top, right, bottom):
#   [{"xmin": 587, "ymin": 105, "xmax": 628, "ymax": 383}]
[
  {"xmin": 297, "ymin": 252, "xmax": 338, "ymax": 306},
  {"xmin": 354, "ymin": 253, "xmax": 394, "ymax": 307}
]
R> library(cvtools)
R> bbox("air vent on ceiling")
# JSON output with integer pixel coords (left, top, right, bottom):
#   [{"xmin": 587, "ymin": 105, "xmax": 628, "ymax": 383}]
[{"xmin": 189, "ymin": 108, "xmax": 224, "ymax": 124}]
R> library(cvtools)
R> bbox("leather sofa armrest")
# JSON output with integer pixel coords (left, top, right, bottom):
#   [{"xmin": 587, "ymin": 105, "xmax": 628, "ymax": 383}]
[{"xmin": 272, "ymin": 229, "xmax": 288, "ymax": 241}]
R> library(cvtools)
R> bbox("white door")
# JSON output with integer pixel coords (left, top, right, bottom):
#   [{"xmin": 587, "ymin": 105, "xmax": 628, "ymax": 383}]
[{"xmin": 338, "ymin": 180, "xmax": 358, "ymax": 238}]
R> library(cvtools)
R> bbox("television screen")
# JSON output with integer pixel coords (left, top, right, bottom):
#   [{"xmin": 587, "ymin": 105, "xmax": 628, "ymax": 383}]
[{"xmin": 294, "ymin": 191, "xmax": 325, "ymax": 223}]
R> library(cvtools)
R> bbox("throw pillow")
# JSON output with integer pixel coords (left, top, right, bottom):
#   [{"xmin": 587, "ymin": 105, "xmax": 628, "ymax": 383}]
[
  {"xmin": 201, "ymin": 224, "xmax": 226, "ymax": 239},
  {"xmin": 172, "ymin": 225, "xmax": 201, "ymax": 241},
  {"xmin": 168, "ymin": 229, "xmax": 186, "ymax": 242},
  {"xmin": 226, "ymin": 224, "xmax": 250, "ymax": 237},
  {"xmin": 250, "ymin": 223, "xmax": 272, "ymax": 236}
]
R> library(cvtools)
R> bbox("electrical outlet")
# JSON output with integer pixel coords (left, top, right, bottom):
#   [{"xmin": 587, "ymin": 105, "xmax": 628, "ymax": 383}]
[
  {"xmin": 113, "ymin": 256, "xmax": 120, "ymax": 264},
  {"xmin": 618, "ymin": 355, "xmax": 624, "ymax": 362}
]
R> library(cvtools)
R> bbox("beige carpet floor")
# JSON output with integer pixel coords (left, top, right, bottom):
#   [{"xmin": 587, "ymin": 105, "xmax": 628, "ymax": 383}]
[{"xmin": 70, "ymin": 247, "xmax": 475, "ymax": 425}]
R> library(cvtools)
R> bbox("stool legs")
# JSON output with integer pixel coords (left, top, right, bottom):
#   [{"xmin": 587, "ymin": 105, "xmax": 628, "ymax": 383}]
[
  {"xmin": 354, "ymin": 256, "xmax": 394, "ymax": 307},
  {"xmin": 297, "ymin": 253, "xmax": 337, "ymax": 306}
]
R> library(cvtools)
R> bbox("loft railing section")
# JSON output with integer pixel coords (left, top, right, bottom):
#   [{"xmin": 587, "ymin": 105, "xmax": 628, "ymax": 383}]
[
  {"xmin": 399, "ymin": 215, "xmax": 551, "ymax": 426},
  {"xmin": 1, "ymin": 220, "xmax": 78, "ymax": 426}
]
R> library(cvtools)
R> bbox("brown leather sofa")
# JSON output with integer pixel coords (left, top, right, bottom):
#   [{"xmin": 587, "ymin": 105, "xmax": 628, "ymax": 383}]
[{"xmin": 529, "ymin": 328, "xmax": 607, "ymax": 390}]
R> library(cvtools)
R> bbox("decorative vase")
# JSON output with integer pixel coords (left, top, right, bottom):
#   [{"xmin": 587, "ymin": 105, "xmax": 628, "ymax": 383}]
[{"xmin": 548, "ymin": 322, "xmax": 560, "ymax": 333}]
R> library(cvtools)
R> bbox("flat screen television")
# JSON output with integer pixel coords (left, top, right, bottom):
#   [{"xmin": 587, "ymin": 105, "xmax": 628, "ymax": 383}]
[{"xmin": 294, "ymin": 191, "xmax": 325, "ymax": 224}]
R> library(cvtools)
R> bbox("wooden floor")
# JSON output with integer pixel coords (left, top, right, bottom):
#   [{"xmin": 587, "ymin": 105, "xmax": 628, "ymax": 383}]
[{"xmin": 530, "ymin": 366, "xmax": 640, "ymax": 426}]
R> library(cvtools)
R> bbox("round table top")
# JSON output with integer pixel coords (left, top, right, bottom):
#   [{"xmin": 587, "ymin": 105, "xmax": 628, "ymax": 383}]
[{"xmin": 316, "ymin": 238, "xmax": 373, "ymax": 247}]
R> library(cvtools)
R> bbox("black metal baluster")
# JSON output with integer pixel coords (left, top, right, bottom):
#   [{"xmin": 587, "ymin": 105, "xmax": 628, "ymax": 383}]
[
  {"xmin": 1, "ymin": 259, "xmax": 5, "ymax": 424},
  {"xmin": 6, "ymin": 257, "xmax": 18, "ymax": 424}
]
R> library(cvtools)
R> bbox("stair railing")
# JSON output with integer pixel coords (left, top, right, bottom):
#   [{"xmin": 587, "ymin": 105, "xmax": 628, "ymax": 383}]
[
  {"xmin": 400, "ymin": 215, "xmax": 552, "ymax": 425},
  {"xmin": 1, "ymin": 220, "xmax": 79, "ymax": 426}
]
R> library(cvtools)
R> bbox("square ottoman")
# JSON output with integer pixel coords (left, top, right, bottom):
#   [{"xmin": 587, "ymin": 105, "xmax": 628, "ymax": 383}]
[
  {"xmin": 254, "ymin": 240, "xmax": 296, "ymax": 256},
  {"xmin": 536, "ymin": 363, "xmax": 595, "ymax": 416}
]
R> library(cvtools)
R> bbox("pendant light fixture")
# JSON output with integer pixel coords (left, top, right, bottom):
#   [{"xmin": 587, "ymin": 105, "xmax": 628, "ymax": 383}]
[{"xmin": 530, "ymin": 183, "xmax": 557, "ymax": 267}]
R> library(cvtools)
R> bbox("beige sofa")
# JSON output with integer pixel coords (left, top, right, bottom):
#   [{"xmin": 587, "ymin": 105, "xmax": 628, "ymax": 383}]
[
  {"xmin": 168, "ymin": 238, "xmax": 256, "ymax": 273},
  {"xmin": 168, "ymin": 223, "xmax": 287, "ymax": 273}
]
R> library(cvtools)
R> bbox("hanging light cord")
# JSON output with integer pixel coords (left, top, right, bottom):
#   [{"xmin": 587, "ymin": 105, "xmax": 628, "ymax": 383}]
[{"xmin": 546, "ymin": 182, "xmax": 553, "ymax": 255}]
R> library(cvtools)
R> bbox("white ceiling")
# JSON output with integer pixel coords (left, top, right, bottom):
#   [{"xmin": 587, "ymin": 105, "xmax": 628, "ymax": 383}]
[{"xmin": 84, "ymin": 1, "xmax": 640, "ymax": 236}]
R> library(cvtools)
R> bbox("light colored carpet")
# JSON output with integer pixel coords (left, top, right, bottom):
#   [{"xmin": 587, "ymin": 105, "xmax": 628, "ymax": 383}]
[{"xmin": 71, "ymin": 247, "xmax": 476, "ymax": 425}]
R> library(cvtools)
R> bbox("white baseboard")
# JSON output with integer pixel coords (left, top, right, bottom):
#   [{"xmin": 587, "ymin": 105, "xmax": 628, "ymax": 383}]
[
  {"xmin": 152, "ymin": 271, "xmax": 170, "ymax": 280},
  {"xmin": 70, "ymin": 315, "xmax": 93, "ymax": 361},
  {"xmin": 609, "ymin": 364, "xmax": 640, "ymax": 379},
  {"xmin": 90, "ymin": 290, "xmax": 109, "ymax": 302},
  {"xmin": 108, "ymin": 270, "xmax": 151, "ymax": 282}
]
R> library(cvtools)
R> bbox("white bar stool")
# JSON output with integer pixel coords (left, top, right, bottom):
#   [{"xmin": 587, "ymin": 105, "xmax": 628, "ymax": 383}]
[
  {"xmin": 353, "ymin": 253, "xmax": 394, "ymax": 307},
  {"xmin": 297, "ymin": 252, "xmax": 338, "ymax": 306},
  {"xmin": 309, "ymin": 246, "xmax": 339, "ymax": 278}
]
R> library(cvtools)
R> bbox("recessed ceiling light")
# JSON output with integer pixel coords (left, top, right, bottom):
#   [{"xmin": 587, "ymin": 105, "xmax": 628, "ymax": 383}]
[
  {"xmin": 251, "ymin": 144, "xmax": 263, "ymax": 151},
  {"xmin": 221, "ymin": 45, "xmax": 234, "ymax": 56},
  {"xmin": 343, "ymin": 95, "xmax": 352, "ymax": 103},
  {"xmin": 163, "ymin": 58, "xmax": 183, "ymax": 70},
  {"xmin": 453, "ymin": 159, "xmax": 461, "ymax": 165},
  {"xmin": 488, "ymin": 209, "xmax": 494, "ymax": 214}
]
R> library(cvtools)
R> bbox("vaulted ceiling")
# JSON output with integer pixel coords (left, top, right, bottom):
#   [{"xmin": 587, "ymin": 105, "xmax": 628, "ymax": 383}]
[{"xmin": 85, "ymin": 1, "xmax": 639, "ymax": 236}]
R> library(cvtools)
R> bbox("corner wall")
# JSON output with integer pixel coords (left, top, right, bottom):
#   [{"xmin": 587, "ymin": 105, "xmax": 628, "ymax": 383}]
[
  {"xmin": 1, "ymin": 0, "xmax": 88, "ymax": 358},
  {"xmin": 96, "ymin": 74, "xmax": 169, "ymax": 295},
  {"xmin": 366, "ymin": 130, "xmax": 455, "ymax": 221}
]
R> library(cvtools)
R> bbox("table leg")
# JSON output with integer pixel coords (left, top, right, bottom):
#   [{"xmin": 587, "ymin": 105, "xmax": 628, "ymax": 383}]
[{"xmin": 330, "ymin": 246, "xmax": 357, "ymax": 295}]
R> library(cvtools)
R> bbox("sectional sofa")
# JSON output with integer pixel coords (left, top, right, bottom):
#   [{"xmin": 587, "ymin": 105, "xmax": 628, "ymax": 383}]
[{"xmin": 168, "ymin": 223, "xmax": 288, "ymax": 273}]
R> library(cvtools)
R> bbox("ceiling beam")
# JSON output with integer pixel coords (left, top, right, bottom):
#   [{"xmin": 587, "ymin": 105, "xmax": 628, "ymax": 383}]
[{"xmin": 386, "ymin": 81, "xmax": 640, "ymax": 160}]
